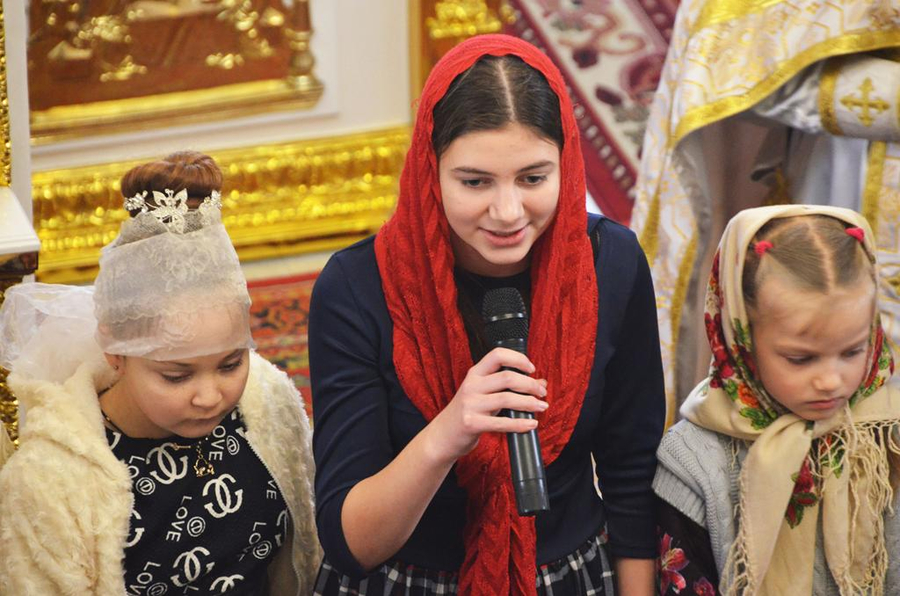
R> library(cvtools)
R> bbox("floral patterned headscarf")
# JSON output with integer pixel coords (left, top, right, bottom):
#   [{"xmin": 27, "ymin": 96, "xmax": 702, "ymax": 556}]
[{"xmin": 681, "ymin": 205, "xmax": 898, "ymax": 595}]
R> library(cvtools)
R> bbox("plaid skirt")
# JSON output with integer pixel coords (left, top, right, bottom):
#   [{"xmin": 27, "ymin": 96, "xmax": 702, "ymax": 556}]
[{"xmin": 313, "ymin": 531, "xmax": 615, "ymax": 596}]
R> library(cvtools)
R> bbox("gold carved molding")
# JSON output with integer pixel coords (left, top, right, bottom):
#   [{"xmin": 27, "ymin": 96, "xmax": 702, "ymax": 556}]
[
  {"xmin": 0, "ymin": 365, "xmax": 13, "ymax": 446},
  {"xmin": 33, "ymin": 126, "xmax": 411, "ymax": 283},
  {"xmin": 32, "ymin": 79, "xmax": 324, "ymax": 144},
  {"xmin": 0, "ymin": 1, "xmax": 10, "ymax": 186},
  {"xmin": 409, "ymin": 0, "xmax": 514, "ymax": 97}
]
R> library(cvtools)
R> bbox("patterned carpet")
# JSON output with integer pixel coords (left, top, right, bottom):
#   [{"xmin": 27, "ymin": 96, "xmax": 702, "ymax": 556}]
[{"xmin": 248, "ymin": 273, "xmax": 318, "ymax": 414}]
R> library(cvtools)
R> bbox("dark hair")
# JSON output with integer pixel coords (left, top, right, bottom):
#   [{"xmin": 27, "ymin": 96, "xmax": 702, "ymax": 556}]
[
  {"xmin": 742, "ymin": 215, "xmax": 875, "ymax": 310},
  {"xmin": 431, "ymin": 54, "xmax": 563, "ymax": 157},
  {"xmin": 121, "ymin": 151, "xmax": 223, "ymax": 217}
]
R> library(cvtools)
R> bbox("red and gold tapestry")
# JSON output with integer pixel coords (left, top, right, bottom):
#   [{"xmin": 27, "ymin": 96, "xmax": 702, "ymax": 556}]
[{"xmin": 505, "ymin": 0, "xmax": 678, "ymax": 223}]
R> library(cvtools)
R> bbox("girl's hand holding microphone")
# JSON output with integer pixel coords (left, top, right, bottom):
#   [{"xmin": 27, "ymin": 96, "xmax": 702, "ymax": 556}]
[
  {"xmin": 426, "ymin": 347, "xmax": 548, "ymax": 464},
  {"xmin": 337, "ymin": 347, "xmax": 549, "ymax": 571}
]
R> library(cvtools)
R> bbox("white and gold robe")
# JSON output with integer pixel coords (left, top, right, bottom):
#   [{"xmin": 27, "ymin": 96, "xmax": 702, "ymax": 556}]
[{"xmin": 631, "ymin": 0, "xmax": 900, "ymax": 421}]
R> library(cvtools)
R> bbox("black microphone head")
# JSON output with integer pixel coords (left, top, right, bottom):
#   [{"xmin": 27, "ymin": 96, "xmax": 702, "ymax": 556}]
[{"xmin": 482, "ymin": 287, "xmax": 529, "ymax": 352}]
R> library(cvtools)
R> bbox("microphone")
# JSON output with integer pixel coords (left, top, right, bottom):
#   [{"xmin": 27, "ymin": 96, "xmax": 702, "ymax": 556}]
[{"xmin": 482, "ymin": 287, "xmax": 550, "ymax": 516}]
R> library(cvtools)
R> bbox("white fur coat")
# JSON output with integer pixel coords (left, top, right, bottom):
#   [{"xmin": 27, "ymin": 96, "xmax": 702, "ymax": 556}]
[{"xmin": 0, "ymin": 351, "xmax": 321, "ymax": 595}]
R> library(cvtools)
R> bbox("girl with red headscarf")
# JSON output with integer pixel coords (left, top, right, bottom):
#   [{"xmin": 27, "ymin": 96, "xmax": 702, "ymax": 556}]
[{"xmin": 309, "ymin": 34, "xmax": 665, "ymax": 595}]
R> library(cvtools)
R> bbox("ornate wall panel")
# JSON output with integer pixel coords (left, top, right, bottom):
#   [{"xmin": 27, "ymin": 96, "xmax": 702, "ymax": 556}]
[
  {"xmin": 409, "ymin": 0, "xmax": 513, "ymax": 96},
  {"xmin": 29, "ymin": 0, "xmax": 322, "ymax": 143},
  {"xmin": 34, "ymin": 127, "xmax": 410, "ymax": 283}
]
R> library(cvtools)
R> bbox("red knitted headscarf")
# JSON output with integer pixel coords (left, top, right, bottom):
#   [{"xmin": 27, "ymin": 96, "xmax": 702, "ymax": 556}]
[{"xmin": 374, "ymin": 34, "xmax": 598, "ymax": 595}]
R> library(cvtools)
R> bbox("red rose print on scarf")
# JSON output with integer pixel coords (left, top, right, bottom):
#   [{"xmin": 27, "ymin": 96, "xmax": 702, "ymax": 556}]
[
  {"xmin": 785, "ymin": 457, "xmax": 819, "ymax": 528},
  {"xmin": 705, "ymin": 313, "xmax": 732, "ymax": 387}
]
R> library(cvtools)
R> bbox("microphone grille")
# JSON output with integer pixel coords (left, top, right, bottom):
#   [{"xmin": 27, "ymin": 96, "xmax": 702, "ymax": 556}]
[{"xmin": 482, "ymin": 287, "xmax": 529, "ymax": 346}]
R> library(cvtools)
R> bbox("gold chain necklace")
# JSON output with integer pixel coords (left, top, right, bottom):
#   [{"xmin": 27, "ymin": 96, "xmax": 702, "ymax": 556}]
[
  {"xmin": 100, "ymin": 408, "xmax": 215, "ymax": 477},
  {"xmin": 169, "ymin": 438, "xmax": 215, "ymax": 477}
]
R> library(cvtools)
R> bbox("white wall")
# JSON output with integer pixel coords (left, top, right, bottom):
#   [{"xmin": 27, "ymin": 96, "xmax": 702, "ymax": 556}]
[
  {"xmin": 31, "ymin": 1, "xmax": 412, "ymax": 172},
  {"xmin": 4, "ymin": 0, "xmax": 33, "ymax": 216}
]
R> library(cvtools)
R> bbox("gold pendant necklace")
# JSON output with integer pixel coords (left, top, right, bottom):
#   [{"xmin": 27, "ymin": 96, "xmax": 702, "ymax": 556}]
[
  {"xmin": 191, "ymin": 441, "xmax": 215, "ymax": 477},
  {"xmin": 101, "ymin": 407, "xmax": 215, "ymax": 477},
  {"xmin": 168, "ymin": 440, "xmax": 215, "ymax": 477}
]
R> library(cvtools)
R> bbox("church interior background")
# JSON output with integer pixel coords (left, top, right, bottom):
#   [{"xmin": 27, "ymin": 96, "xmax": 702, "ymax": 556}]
[{"xmin": 0, "ymin": 0, "xmax": 679, "ymax": 443}]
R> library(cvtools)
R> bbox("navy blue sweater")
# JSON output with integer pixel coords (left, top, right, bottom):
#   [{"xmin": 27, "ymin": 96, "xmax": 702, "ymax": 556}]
[{"xmin": 309, "ymin": 216, "xmax": 665, "ymax": 578}]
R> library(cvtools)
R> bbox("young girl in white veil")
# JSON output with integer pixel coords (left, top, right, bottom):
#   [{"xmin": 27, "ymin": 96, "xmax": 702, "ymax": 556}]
[{"xmin": 0, "ymin": 151, "xmax": 320, "ymax": 594}]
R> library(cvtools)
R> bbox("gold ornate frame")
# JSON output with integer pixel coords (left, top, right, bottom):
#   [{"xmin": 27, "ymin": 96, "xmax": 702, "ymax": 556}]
[
  {"xmin": 33, "ymin": 78, "xmax": 323, "ymax": 145},
  {"xmin": 29, "ymin": 1, "xmax": 323, "ymax": 145}
]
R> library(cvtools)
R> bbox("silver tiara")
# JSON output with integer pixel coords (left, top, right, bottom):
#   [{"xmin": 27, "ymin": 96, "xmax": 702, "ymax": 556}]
[{"xmin": 124, "ymin": 189, "xmax": 222, "ymax": 234}]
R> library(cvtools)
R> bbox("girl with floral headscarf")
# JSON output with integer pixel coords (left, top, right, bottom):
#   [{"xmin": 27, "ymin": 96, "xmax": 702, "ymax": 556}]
[
  {"xmin": 309, "ymin": 34, "xmax": 665, "ymax": 595},
  {"xmin": 654, "ymin": 204, "xmax": 900, "ymax": 595}
]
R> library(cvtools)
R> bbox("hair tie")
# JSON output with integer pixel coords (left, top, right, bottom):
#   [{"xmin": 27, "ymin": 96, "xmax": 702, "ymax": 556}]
[
  {"xmin": 754, "ymin": 240, "xmax": 774, "ymax": 256},
  {"xmin": 845, "ymin": 227, "xmax": 865, "ymax": 242}
]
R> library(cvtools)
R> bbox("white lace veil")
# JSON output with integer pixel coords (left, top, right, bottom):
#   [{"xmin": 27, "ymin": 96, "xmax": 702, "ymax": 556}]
[
  {"xmin": 0, "ymin": 283, "xmax": 100, "ymax": 384},
  {"xmin": 94, "ymin": 191, "xmax": 253, "ymax": 361},
  {"xmin": 0, "ymin": 189, "xmax": 254, "ymax": 386}
]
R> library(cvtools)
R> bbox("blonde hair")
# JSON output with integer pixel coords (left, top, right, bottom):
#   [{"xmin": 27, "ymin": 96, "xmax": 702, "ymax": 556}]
[{"xmin": 742, "ymin": 214, "xmax": 875, "ymax": 310}]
